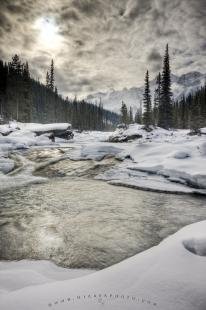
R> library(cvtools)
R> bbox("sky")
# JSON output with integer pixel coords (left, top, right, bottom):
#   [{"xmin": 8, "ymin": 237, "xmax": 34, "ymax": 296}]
[{"xmin": 0, "ymin": 0, "xmax": 205, "ymax": 98}]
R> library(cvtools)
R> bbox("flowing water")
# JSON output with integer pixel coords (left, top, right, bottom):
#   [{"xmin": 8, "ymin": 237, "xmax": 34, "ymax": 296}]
[{"xmin": 0, "ymin": 148, "xmax": 206, "ymax": 269}]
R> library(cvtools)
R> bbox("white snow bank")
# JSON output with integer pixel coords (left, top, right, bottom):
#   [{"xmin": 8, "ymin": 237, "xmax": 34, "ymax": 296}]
[
  {"xmin": 17, "ymin": 122, "xmax": 71, "ymax": 133},
  {"xmin": 0, "ymin": 121, "xmax": 71, "ymax": 135},
  {"xmin": 103, "ymin": 125, "xmax": 206, "ymax": 193},
  {"xmin": 109, "ymin": 123, "xmax": 175, "ymax": 142},
  {"xmin": 0, "ymin": 260, "xmax": 94, "ymax": 295},
  {"xmin": 0, "ymin": 122, "xmax": 71, "ymax": 152},
  {"xmin": 1, "ymin": 221, "xmax": 206, "ymax": 309},
  {"xmin": 81, "ymin": 144, "xmax": 123, "ymax": 160},
  {"xmin": 0, "ymin": 122, "xmax": 72, "ymax": 175}
]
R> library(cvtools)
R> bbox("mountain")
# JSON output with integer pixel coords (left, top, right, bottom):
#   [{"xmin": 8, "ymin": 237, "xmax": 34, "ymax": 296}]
[{"xmin": 86, "ymin": 71, "xmax": 206, "ymax": 113}]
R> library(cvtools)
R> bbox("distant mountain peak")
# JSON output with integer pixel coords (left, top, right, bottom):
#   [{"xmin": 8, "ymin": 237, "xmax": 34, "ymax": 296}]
[{"xmin": 86, "ymin": 71, "xmax": 206, "ymax": 113}]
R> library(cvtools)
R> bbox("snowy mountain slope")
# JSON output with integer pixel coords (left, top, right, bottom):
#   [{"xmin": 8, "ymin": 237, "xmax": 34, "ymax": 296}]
[{"xmin": 86, "ymin": 71, "xmax": 206, "ymax": 113}]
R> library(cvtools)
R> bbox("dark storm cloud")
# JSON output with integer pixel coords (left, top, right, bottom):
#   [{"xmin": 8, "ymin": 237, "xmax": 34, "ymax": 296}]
[
  {"xmin": 147, "ymin": 49, "xmax": 162, "ymax": 72},
  {"xmin": 0, "ymin": 0, "xmax": 205, "ymax": 98},
  {"xmin": 147, "ymin": 49, "xmax": 162, "ymax": 62}
]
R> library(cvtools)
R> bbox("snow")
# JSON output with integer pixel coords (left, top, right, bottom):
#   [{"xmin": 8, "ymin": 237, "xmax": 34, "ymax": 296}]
[
  {"xmin": 1, "ymin": 123, "xmax": 206, "ymax": 309},
  {"xmin": 0, "ymin": 122, "xmax": 72, "ymax": 191},
  {"xmin": 0, "ymin": 121, "xmax": 71, "ymax": 133},
  {"xmin": 0, "ymin": 221, "xmax": 206, "ymax": 309},
  {"xmin": 96, "ymin": 124, "xmax": 206, "ymax": 194},
  {"xmin": 1, "ymin": 122, "xmax": 206, "ymax": 194},
  {"xmin": 0, "ymin": 122, "xmax": 71, "ymax": 154},
  {"xmin": 0, "ymin": 260, "xmax": 94, "ymax": 295}
]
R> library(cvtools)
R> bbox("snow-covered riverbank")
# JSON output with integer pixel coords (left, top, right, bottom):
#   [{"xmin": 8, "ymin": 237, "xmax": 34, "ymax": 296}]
[
  {"xmin": 1, "ymin": 122, "xmax": 206, "ymax": 309},
  {"xmin": 1, "ymin": 122, "xmax": 206, "ymax": 194},
  {"xmin": 0, "ymin": 220, "xmax": 206, "ymax": 310},
  {"xmin": 100, "ymin": 124, "xmax": 206, "ymax": 194}
]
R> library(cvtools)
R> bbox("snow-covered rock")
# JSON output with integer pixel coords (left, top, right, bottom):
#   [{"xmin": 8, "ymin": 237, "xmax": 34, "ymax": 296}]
[
  {"xmin": 101, "ymin": 125, "xmax": 206, "ymax": 193},
  {"xmin": 0, "ymin": 157, "xmax": 15, "ymax": 174},
  {"xmin": 0, "ymin": 122, "xmax": 72, "ymax": 174},
  {"xmin": 0, "ymin": 221, "xmax": 206, "ymax": 309}
]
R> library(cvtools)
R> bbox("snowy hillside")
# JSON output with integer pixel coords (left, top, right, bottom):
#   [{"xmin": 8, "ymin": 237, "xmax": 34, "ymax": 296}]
[{"xmin": 86, "ymin": 71, "xmax": 206, "ymax": 113}]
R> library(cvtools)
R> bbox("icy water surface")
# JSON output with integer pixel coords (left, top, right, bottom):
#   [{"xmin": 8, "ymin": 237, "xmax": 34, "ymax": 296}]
[{"xmin": 1, "ymin": 167, "xmax": 206, "ymax": 269}]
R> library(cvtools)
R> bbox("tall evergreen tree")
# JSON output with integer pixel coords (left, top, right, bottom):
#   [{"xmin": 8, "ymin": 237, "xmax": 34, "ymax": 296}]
[
  {"xmin": 129, "ymin": 106, "xmax": 133, "ymax": 123},
  {"xmin": 46, "ymin": 71, "xmax": 50, "ymax": 88},
  {"xmin": 135, "ymin": 108, "xmax": 142, "ymax": 124},
  {"xmin": 120, "ymin": 101, "xmax": 128, "ymax": 125},
  {"xmin": 10, "ymin": 54, "xmax": 22, "ymax": 75},
  {"xmin": 153, "ymin": 72, "xmax": 161, "ymax": 126},
  {"xmin": 190, "ymin": 93, "xmax": 201, "ymax": 134},
  {"xmin": 158, "ymin": 44, "xmax": 173, "ymax": 129},
  {"xmin": 49, "ymin": 59, "xmax": 54, "ymax": 91},
  {"xmin": 143, "ymin": 70, "xmax": 152, "ymax": 130}
]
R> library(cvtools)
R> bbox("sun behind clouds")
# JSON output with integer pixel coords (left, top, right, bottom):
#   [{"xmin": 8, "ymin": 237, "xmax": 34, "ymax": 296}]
[{"xmin": 34, "ymin": 17, "xmax": 63, "ymax": 52}]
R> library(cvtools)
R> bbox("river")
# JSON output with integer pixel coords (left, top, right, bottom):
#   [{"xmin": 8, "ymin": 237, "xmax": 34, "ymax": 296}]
[{"xmin": 0, "ymin": 148, "xmax": 206, "ymax": 269}]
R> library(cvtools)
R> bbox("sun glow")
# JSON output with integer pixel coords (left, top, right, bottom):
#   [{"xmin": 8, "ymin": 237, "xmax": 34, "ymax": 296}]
[{"xmin": 34, "ymin": 17, "xmax": 62, "ymax": 50}]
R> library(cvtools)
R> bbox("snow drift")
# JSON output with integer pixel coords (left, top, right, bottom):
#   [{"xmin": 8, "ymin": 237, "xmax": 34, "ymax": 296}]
[
  {"xmin": 102, "ymin": 124, "xmax": 206, "ymax": 194},
  {"xmin": 0, "ymin": 221, "xmax": 206, "ymax": 309}
]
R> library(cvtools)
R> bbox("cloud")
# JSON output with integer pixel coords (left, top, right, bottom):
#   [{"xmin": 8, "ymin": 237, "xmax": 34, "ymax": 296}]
[
  {"xmin": 147, "ymin": 49, "xmax": 162, "ymax": 62},
  {"xmin": 0, "ymin": 0, "xmax": 205, "ymax": 99},
  {"xmin": 124, "ymin": 0, "xmax": 152, "ymax": 19}
]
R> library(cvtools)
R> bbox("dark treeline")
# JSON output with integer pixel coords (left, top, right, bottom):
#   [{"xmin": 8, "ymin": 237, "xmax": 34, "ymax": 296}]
[
  {"xmin": 121, "ymin": 44, "xmax": 206, "ymax": 134},
  {"xmin": 0, "ymin": 55, "xmax": 119, "ymax": 130},
  {"xmin": 173, "ymin": 86, "xmax": 206, "ymax": 133}
]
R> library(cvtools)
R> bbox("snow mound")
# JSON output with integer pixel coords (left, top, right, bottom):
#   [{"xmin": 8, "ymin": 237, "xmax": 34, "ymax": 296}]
[
  {"xmin": 1, "ymin": 221, "xmax": 206, "ymax": 309},
  {"xmin": 98, "ymin": 125, "xmax": 206, "ymax": 193},
  {"xmin": 199, "ymin": 142, "xmax": 206, "ymax": 156},
  {"xmin": 183, "ymin": 237, "xmax": 206, "ymax": 256},
  {"xmin": 173, "ymin": 151, "xmax": 191, "ymax": 159},
  {"xmin": 0, "ymin": 260, "xmax": 94, "ymax": 294}
]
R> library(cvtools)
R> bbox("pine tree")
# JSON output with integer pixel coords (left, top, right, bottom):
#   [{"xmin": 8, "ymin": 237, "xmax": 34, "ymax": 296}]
[
  {"xmin": 153, "ymin": 73, "xmax": 161, "ymax": 126},
  {"xmin": 135, "ymin": 108, "xmax": 142, "ymax": 124},
  {"xmin": 120, "ymin": 101, "xmax": 128, "ymax": 125},
  {"xmin": 143, "ymin": 70, "xmax": 152, "ymax": 130},
  {"xmin": 46, "ymin": 71, "xmax": 50, "ymax": 88},
  {"xmin": 0, "ymin": 60, "xmax": 7, "ymax": 119},
  {"xmin": 200, "ymin": 81, "xmax": 206, "ymax": 128},
  {"xmin": 179, "ymin": 95, "xmax": 188, "ymax": 129},
  {"xmin": 190, "ymin": 97, "xmax": 201, "ymax": 135},
  {"xmin": 129, "ymin": 106, "xmax": 133, "ymax": 123},
  {"xmin": 10, "ymin": 54, "xmax": 22, "ymax": 75},
  {"xmin": 158, "ymin": 44, "xmax": 173, "ymax": 129},
  {"xmin": 49, "ymin": 59, "xmax": 54, "ymax": 91}
]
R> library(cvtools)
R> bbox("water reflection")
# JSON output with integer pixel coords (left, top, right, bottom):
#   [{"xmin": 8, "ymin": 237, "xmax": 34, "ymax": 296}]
[{"xmin": 0, "ymin": 178, "xmax": 206, "ymax": 269}]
